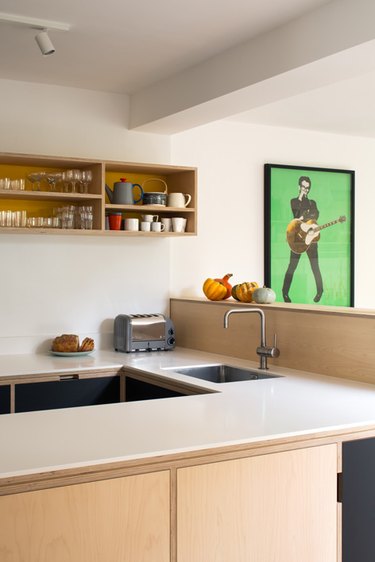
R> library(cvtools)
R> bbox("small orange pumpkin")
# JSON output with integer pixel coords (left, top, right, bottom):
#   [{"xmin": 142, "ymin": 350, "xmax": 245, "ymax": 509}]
[
  {"xmin": 231, "ymin": 281, "xmax": 259, "ymax": 303},
  {"xmin": 203, "ymin": 274, "xmax": 233, "ymax": 301},
  {"xmin": 214, "ymin": 273, "xmax": 233, "ymax": 299}
]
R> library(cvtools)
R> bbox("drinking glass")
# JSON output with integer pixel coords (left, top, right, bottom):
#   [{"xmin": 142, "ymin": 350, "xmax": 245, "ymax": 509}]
[
  {"xmin": 80, "ymin": 170, "xmax": 93, "ymax": 193},
  {"xmin": 46, "ymin": 172, "xmax": 62, "ymax": 192},
  {"xmin": 53, "ymin": 207, "xmax": 63, "ymax": 227},
  {"xmin": 61, "ymin": 205, "xmax": 76, "ymax": 228},
  {"xmin": 0, "ymin": 178, "xmax": 10, "ymax": 190},
  {"xmin": 70, "ymin": 169, "xmax": 82, "ymax": 193},
  {"xmin": 62, "ymin": 170, "xmax": 81, "ymax": 193},
  {"xmin": 12, "ymin": 211, "xmax": 21, "ymax": 227},
  {"xmin": 26, "ymin": 217, "xmax": 37, "ymax": 228},
  {"xmin": 76, "ymin": 206, "xmax": 93, "ymax": 229},
  {"xmin": 61, "ymin": 171, "xmax": 70, "ymax": 192},
  {"xmin": 20, "ymin": 210, "xmax": 27, "ymax": 227},
  {"xmin": 10, "ymin": 179, "xmax": 25, "ymax": 190},
  {"xmin": 43, "ymin": 217, "xmax": 53, "ymax": 228},
  {"xmin": 27, "ymin": 172, "xmax": 45, "ymax": 191}
]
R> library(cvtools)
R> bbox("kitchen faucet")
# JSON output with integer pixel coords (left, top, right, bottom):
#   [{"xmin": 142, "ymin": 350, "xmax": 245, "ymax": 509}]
[{"xmin": 223, "ymin": 308, "xmax": 280, "ymax": 370}]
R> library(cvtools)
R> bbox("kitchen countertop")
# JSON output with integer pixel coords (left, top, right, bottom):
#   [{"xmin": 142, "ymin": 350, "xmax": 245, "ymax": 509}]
[{"xmin": 1, "ymin": 347, "xmax": 375, "ymax": 480}]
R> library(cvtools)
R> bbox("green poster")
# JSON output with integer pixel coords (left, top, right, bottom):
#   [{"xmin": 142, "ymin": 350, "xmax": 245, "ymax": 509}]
[{"xmin": 264, "ymin": 164, "xmax": 354, "ymax": 307}]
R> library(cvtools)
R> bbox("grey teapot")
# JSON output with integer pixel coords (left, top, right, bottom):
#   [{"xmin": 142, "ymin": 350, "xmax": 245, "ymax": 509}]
[{"xmin": 105, "ymin": 178, "xmax": 143, "ymax": 205}]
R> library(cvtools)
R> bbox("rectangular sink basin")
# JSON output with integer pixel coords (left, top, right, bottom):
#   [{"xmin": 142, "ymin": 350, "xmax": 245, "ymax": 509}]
[{"xmin": 171, "ymin": 364, "xmax": 281, "ymax": 384}]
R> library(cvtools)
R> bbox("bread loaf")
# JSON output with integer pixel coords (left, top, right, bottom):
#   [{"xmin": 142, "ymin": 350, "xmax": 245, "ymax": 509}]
[
  {"xmin": 52, "ymin": 334, "xmax": 79, "ymax": 353},
  {"xmin": 79, "ymin": 337, "xmax": 95, "ymax": 352}
]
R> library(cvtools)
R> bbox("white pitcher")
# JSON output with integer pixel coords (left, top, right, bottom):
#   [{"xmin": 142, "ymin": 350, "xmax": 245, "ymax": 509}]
[{"xmin": 167, "ymin": 192, "xmax": 191, "ymax": 208}]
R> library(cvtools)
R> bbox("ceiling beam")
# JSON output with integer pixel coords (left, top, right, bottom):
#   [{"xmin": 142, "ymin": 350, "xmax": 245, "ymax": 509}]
[{"xmin": 129, "ymin": 0, "xmax": 375, "ymax": 133}]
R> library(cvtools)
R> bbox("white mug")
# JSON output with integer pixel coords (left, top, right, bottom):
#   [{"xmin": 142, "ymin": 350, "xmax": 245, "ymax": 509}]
[
  {"xmin": 161, "ymin": 217, "xmax": 172, "ymax": 232},
  {"xmin": 172, "ymin": 217, "xmax": 187, "ymax": 232},
  {"xmin": 141, "ymin": 214, "xmax": 159, "ymax": 222},
  {"xmin": 167, "ymin": 192, "xmax": 192, "ymax": 208},
  {"xmin": 151, "ymin": 221, "xmax": 165, "ymax": 232},
  {"xmin": 140, "ymin": 221, "xmax": 151, "ymax": 232},
  {"xmin": 124, "ymin": 218, "xmax": 139, "ymax": 231}
]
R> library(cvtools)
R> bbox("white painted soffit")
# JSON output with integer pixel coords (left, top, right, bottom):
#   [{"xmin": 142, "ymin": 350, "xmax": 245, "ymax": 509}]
[{"xmin": 129, "ymin": 0, "xmax": 375, "ymax": 134}]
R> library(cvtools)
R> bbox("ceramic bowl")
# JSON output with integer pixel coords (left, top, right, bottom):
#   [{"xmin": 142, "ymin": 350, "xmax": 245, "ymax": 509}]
[{"xmin": 143, "ymin": 192, "xmax": 167, "ymax": 206}]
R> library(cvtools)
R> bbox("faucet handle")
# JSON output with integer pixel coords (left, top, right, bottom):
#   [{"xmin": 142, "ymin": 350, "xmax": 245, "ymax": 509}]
[
  {"xmin": 256, "ymin": 337, "xmax": 280, "ymax": 359},
  {"xmin": 270, "ymin": 334, "xmax": 280, "ymax": 358},
  {"xmin": 257, "ymin": 335, "xmax": 280, "ymax": 358}
]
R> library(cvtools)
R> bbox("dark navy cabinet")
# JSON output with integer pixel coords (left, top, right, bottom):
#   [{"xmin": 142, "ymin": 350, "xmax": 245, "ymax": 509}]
[
  {"xmin": 0, "ymin": 385, "xmax": 11, "ymax": 414},
  {"xmin": 15, "ymin": 375, "xmax": 120, "ymax": 413},
  {"xmin": 125, "ymin": 376, "xmax": 185, "ymax": 402},
  {"xmin": 342, "ymin": 437, "xmax": 375, "ymax": 562}
]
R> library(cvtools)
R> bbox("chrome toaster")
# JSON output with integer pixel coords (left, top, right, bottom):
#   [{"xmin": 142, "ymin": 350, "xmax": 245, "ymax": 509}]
[{"xmin": 114, "ymin": 313, "xmax": 176, "ymax": 352}]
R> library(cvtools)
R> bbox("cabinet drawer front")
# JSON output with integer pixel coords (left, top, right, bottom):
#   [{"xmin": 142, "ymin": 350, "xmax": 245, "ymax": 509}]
[
  {"xmin": 15, "ymin": 376, "xmax": 120, "ymax": 412},
  {"xmin": 0, "ymin": 385, "xmax": 10, "ymax": 414}
]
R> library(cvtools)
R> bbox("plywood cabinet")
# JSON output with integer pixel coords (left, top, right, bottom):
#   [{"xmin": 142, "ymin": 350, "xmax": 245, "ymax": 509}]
[
  {"xmin": 0, "ymin": 471, "xmax": 170, "ymax": 562},
  {"xmin": 176, "ymin": 444, "xmax": 338, "ymax": 562},
  {"xmin": 0, "ymin": 152, "xmax": 197, "ymax": 236},
  {"xmin": 0, "ymin": 442, "xmax": 340, "ymax": 562}
]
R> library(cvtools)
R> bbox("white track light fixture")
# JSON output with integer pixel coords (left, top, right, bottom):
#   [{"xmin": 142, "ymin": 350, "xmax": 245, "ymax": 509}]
[
  {"xmin": 35, "ymin": 30, "xmax": 55, "ymax": 56},
  {"xmin": 0, "ymin": 12, "xmax": 70, "ymax": 56}
]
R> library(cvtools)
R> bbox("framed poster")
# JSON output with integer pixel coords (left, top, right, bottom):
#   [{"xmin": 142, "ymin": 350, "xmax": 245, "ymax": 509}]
[{"xmin": 264, "ymin": 164, "xmax": 354, "ymax": 307}]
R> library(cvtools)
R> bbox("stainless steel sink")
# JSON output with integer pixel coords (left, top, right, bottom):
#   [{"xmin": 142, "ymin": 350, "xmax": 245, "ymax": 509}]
[{"xmin": 171, "ymin": 364, "xmax": 281, "ymax": 384}]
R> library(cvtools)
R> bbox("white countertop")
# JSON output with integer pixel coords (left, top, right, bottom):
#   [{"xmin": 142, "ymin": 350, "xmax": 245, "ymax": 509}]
[{"xmin": 1, "ymin": 347, "xmax": 375, "ymax": 479}]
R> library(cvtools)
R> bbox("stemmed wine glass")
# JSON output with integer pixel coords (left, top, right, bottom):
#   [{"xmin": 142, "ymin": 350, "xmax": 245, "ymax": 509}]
[
  {"xmin": 46, "ymin": 172, "xmax": 62, "ymax": 192},
  {"xmin": 61, "ymin": 169, "xmax": 81, "ymax": 193},
  {"xmin": 80, "ymin": 170, "xmax": 93, "ymax": 193},
  {"xmin": 27, "ymin": 172, "xmax": 45, "ymax": 191},
  {"xmin": 61, "ymin": 170, "xmax": 70, "ymax": 192},
  {"xmin": 71, "ymin": 170, "xmax": 82, "ymax": 193}
]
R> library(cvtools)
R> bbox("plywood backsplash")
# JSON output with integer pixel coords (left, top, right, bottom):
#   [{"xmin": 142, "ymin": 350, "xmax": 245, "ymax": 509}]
[{"xmin": 170, "ymin": 298, "xmax": 375, "ymax": 385}]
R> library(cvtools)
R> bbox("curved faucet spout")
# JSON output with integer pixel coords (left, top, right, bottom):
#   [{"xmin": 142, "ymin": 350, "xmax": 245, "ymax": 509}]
[
  {"xmin": 224, "ymin": 308, "xmax": 266, "ymax": 346},
  {"xmin": 224, "ymin": 308, "xmax": 279, "ymax": 370}
]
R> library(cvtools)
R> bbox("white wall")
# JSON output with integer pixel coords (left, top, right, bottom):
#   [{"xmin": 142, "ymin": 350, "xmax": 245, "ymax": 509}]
[
  {"xmin": 2, "ymin": 78, "xmax": 375, "ymax": 354},
  {"xmin": 170, "ymin": 120, "xmax": 375, "ymax": 309},
  {"xmin": 0, "ymin": 79, "xmax": 172, "ymax": 353},
  {"xmin": 0, "ymin": 79, "xmax": 169, "ymax": 162}
]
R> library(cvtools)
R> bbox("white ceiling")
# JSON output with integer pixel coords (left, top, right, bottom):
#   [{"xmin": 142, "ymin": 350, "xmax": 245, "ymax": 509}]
[
  {"xmin": 0, "ymin": 0, "xmax": 331, "ymax": 93},
  {"xmin": 1, "ymin": 0, "xmax": 375, "ymax": 136}
]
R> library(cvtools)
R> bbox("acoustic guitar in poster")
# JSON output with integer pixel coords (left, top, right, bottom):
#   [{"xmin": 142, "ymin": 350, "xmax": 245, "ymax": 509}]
[{"xmin": 286, "ymin": 215, "xmax": 346, "ymax": 254}]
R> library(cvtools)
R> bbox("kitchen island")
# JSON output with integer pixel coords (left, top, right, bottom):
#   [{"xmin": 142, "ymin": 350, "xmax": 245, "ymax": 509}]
[{"xmin": 1, "ymin": 347, "xmax": 375, "ymax": 561}]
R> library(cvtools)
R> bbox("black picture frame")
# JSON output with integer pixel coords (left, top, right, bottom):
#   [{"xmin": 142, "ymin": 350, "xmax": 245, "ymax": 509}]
[{"xmin": 264, "ymin": 163, "xmax": 355, "ymax": 307}]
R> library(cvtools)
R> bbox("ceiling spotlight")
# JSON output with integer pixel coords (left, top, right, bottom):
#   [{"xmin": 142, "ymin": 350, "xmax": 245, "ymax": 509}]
[
  {"xmin": 35, "ymin": 30, "xmax": 55, "ymax": 56},
  {"xmin": 0, "ymin": 13, "xmax": 70, "ymax": 56}
]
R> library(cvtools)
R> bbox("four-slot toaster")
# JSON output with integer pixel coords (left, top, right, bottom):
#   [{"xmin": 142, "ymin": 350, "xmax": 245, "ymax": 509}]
[{"xmin": 114, "ymin": 313, "xmax": 176, "ymax": 352}]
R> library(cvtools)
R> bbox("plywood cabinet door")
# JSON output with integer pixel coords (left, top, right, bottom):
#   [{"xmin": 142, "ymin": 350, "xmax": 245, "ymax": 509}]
[
  {"xmin": 0, "ymin": 470, "xmax": 170, "ymax": 562},
  {"xmin": 177, "ymin": 445, "xmax": 337, "ymax": 562}
]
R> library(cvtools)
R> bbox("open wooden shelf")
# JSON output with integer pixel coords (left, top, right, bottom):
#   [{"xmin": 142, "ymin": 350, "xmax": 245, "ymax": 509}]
[{"xmin": 0, "ymin": 152, "xmax": 197, "ymax": 237}]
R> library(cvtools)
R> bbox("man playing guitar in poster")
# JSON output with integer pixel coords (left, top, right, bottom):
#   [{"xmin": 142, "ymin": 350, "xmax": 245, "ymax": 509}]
[{"xmin": 282, "ymin": 176, "xmax": 324, "ymax": 303}]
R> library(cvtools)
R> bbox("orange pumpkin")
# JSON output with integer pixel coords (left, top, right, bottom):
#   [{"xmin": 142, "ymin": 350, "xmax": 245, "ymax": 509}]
[
  {"xmin": 214, "ymin": 273, "xmax": 233, "ymax": 299},
  {"xmin": 203, "ymin": 273, "xmax": 233, "ymax": 301},
  {"xmin": 231, "ymin": 281, "xmax": 259, "ymax": 303}
]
